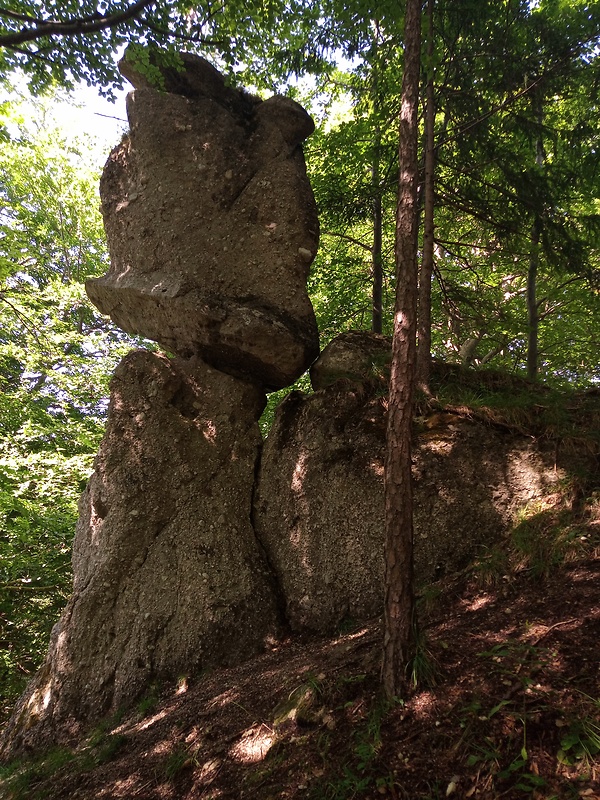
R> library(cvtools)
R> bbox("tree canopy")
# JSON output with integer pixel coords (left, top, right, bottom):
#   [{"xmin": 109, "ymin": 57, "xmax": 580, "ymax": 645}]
[{"xmin": 0, "ymin": 96, "xmax": 138, "ymax": 711}]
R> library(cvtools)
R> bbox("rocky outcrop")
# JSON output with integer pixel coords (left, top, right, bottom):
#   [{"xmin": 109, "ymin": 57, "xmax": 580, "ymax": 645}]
[
  {"xmin": 0, "ymin": 351, "xmax": 281, "ymax": 755},
  {"xmin": 254, "ymin": 341, "xmax": 567, "ymax": 634},
  {"xmin": 310, "ymin": 330, "xmax": 391, "ymax": 390},
  {"xmin": 87, "ymin": 54, "xmax": 320, "ymax": 391},
  {"xmin": 5, "ymin": 42, "xmax": 593, "ymax": 758}
]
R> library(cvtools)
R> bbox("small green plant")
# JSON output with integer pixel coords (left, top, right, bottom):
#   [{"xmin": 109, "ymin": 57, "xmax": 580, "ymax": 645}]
[
  {"xmin": 164, "ymin": 745, "xmax": 193, "ymax": 780},
  {"xmin": 416, "ymin": 582, "xmax": 443, "ymax": 615},
  {"xmin": 557, "ymin": 717, "xmax": 600, "ymax": 765},
  {"xmin": 273, "ymin": 673, "xmax": 325, "ymax": 727},
  {"xmin": 337, "ymin": 616, "xmax": 359, "ymax": 635},
  {"xmin": 309, "ymin": 696, "xmax": 401, "ymax": 800},
  {"xmin": 136, "ymin": 683, "xmax": 160, "ymax": 717},
  {"xmin": 466, "ymin": 737, "xmax": 501, "ymax": 768},
  {"xmin": 93, "ymin": 733, "xmax": 127, "ymax": 765},
  {"xmin": 465, "ymin": 720, "xmax": 546, "ymax": 795},
  {"xmin": 242, "ymin": 747, "xmax": 285, "ymax": 790},
  {"xmin": 472, "ymin": 544, "xmax": 510, "ymax": 586},
  {"xmin": 408, "ymin": 626, "xmax": 440, "ymax": 688},
  {"xmin": 0, "ymin": 747, "xmax": 77, "ymax": 800},
  {"xmin": 477, "ymin": 640, "xmax": 549, "ymax": 693},
  {"xmin": 497, "ymin": 752, "xmax": 547, "ymax": 794},
  {"xmin": 87, "ymin": 708, "xmax": 124, "ymax": 747}
]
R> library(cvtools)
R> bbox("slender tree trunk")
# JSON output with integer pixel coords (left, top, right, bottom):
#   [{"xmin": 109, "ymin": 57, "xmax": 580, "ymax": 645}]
[
  {"xmin": 371, "ymin": 38, "xmax": 383, "ymax": 334},
  {"xmin": 372, "ymin": 129, "xmax": 384, "ymax": 334},
  {"xmin": 381, "ymin": 0, "xmax": 421, "ymax": 701},
  {"xmin": 527, "ymin": 92, "xmax": 544, "ymax": 381},
  {"xmin": 417, "ymin": 0, "xmax": 435, "ymax": 389},
  {"xmin": 527, "ymin": 217, "xmax": 541, "ymax": 381}
]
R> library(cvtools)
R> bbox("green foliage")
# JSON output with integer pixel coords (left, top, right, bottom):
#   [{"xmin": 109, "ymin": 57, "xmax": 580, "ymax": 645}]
[
  {"xmin": 0, "ymin": 729, "xmax": 128, "ymax": 799},
  {"xmin": 136, "ymin": 684, "xmax": 160, "ymax": 718},
  {"xmin": 408, "ymin": 627, "xmax": 440, "ymax": 689},
  {"xmin": 296, "ymin": 0, "xmax": 600, "ymax": 384},
  {"xmin": 164, "ymin": 745, "xmax": 193, "ymax": 780},
  {"xmin": 259, "ymin": 372, "xmax": 312, "ymax": 437},
  {"xmin": 309, "ymin": 695, "xmax": 400, "ymax": 800},
  {"xmin": 558, "ymin": 717, "xmax": 600, "ymax": 766},
  {"xmin": 0, "ymin": 747, "xmax": 77, "ymax": 800},
  {"xmin": 0, "ymin": 97, "xmax": 137, "ymax": 718}
]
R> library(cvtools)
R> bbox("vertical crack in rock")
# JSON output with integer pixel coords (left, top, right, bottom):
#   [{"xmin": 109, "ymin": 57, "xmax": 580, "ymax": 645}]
[{"xmin": 250, "ymin": 436, "xmax": 289, "ymax": 630}]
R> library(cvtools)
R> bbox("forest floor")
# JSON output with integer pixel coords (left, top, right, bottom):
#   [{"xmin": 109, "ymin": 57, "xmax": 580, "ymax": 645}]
[{"xmin": 1, "ymin": 550, "xmax": 599, "ymax": 799}]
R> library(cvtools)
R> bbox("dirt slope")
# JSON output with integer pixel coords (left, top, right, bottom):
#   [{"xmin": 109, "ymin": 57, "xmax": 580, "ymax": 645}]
[{"xmin": 2, "ymin": 550, "xmax": 599, "ymax": 800}]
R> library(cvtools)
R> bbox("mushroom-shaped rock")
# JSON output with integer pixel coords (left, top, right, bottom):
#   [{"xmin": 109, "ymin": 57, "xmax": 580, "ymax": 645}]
[{"xmin": 87, "ymin": 53, "xmax": 320, "ymax": 391}]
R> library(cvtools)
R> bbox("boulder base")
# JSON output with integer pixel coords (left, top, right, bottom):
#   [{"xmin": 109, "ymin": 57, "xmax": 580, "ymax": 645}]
[
  {"xmin": 255, "ymin": 354, "xmax": 566, "ymax": 634},
  {"xmin": 0, "ymin": 351, "xmax": 281, "ymax": 756},
  {"xmin": 310, "ymin": 330, "xmax": 391, "ymax": 390}
]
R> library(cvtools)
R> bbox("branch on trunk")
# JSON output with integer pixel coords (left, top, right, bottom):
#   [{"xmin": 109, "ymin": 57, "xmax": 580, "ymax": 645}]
[
  {"xmin": 0, "ymin": 0, "xmax": 155, "ymax": 48},
  {"xmin": 322, "ymin": 230, "xmax": 373, "ymax": 253}
]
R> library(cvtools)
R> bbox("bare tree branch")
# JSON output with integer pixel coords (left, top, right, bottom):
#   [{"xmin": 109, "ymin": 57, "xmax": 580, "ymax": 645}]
[
  {"xmin": 322, "ymin": 230, "xmax": 373, "ymax": 253},
  {"xmin": 0, "ymin": 8, "xmax": 45, "ymax": 25},
  {"xmin": 0, "ymin": 0, "xmax": 155, "ymax": 48},
  {"xmin": 142, "ymin": 19, "xmax": 226, "ymax": 47}
]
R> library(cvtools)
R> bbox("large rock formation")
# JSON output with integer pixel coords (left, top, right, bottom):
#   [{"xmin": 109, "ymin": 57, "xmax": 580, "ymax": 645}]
[
  {"xmin": 1, "ymin": 53, "xmax": 322, "ymax": 758},
  {"xmin": 4, "ymin": 48, "xmax": 594, "ymax": 758},
  {"xmin": 87, "ymin": 53, "xmax": 320, "ymax": 391},
  {"xmin": 254, "ymin": 333, "xmax": 568, "ymax": 634},
  {"xmin": 0, "ymin": 351, "xmax": 281, "ymax": 755}
]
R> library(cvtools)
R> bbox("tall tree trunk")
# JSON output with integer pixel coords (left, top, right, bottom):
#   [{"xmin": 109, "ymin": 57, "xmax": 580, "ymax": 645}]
[
  {"xmin": 371, "ymin": 126, "xmax": 383, "ymax": 333},
  {"xmin": 527, "ymin": 91, "xmax": 544, "ymax": 381},
  {"xmin": 371, "ymin": 35, "xmax": 383, "ymax": 334},
  {"xmin": 381, "ymin": 0, "xmax": 421, "ymax": 701},
  {"xmin": 417, "ymin": 0, "xmax": 435, "ymax": 389},
  {"xmin": 527, "ymin": 217, "xmax": 541, "ymax": 380},
  {"xmin": 372, "ymin": 131, "xmax": 384, "ymax": 334}
]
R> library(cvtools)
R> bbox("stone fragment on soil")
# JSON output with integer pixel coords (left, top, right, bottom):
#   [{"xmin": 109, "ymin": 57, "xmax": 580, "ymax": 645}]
[
  {"xmin": 0, "ymin": 350, "xmax": 281, "ymax": 756},
  {"xmin": 310, "ymin": 330, "xmax": 391, "ymax": 390},
  {"xmin": 87, "ymin": 53, "xmax": 320, "ymax": 391}
]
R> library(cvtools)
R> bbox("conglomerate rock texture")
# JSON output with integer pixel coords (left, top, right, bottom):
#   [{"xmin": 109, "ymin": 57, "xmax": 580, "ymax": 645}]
[
  {"xmin": 87, "ymin": 54, "xmax": 320, "ymax": 391},
  {"xmin": 0, "ymin": 351, "xmax": 281, "ymax": 756}
]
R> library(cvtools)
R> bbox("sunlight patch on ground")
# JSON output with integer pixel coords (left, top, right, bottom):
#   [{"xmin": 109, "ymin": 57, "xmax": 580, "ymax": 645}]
[
  {"xmin": 229, "ymin": 723, "xmax": 275, "ymax": 763},
  {"xmin": 462, "ymin": 594, "xmax": 494, "ymax": 613},
  {"xmin": 369, "ymin": 460, "xmax": 384, "ymax": 477},
  {"xmin": 122, "ymin": 708, "xmax": 170, "ymax": 734},
  {"xmin": 197, "ymin": 757, "xmax": 222, "ymax": 783},
  {"xmin": 150, "ymin": 739, "xmax": 172, "ymax": 756},
  {"xmin": 185, "ymin": 725, "xmax": 203, "ymax": 743},
  {"xmin": 411, "ymin": 690, "xmax": 438, "ymax": 720},
  {"xmin": 521, "ymin": 619, "xmax": 579, "ymax": 642},
  {"xmin": 207, "ymin": 688, "xmax": 240, "ymax": 710},
  {"xmin": 337, "ymin": 626, "xmax": 370, "ymax": 643},
  {"xmin": 202, "ymin": 419, "xmax": 217, "ymax": 443},
  {"xmin": 98, "ymin": 774, "xmax": 141, "ymax": 797}
]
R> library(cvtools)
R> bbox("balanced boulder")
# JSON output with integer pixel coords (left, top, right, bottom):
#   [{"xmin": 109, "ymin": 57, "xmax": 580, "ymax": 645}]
[{"xmin": 87, "ymin": 53, "xmax": 320, "ymax": 391}]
